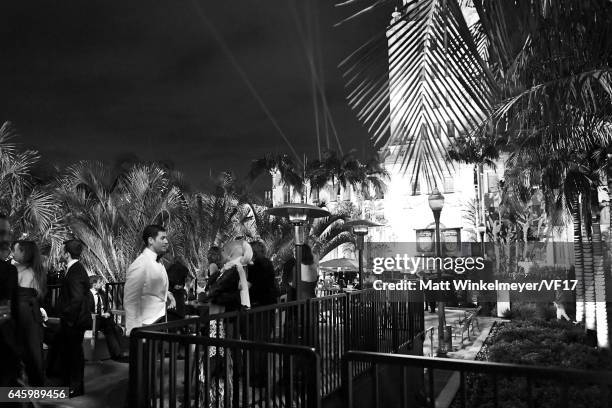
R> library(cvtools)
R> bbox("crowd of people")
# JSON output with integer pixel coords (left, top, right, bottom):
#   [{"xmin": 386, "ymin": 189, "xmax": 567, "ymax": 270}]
[
  {"xmin": 0, "ymin": 216, "xmax": 321, "ymax": 400},
  {"xmin": 0, "ymin": 214, "xmax": 92, "ymax": 397}
]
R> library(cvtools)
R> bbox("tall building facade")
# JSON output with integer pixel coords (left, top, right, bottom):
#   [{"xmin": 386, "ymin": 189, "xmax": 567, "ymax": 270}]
[{"xmin": 271, "ymin": 1, "xmax": 503, "ymax": 254}]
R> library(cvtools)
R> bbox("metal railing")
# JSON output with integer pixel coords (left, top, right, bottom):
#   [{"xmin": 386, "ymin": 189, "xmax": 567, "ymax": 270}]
[
  {"xmin": 134, "ymin": 288, "xmax": 424, "ymax": 400},
  {"xmin": 105, "ymin": 281, "xmax": 125, "ymax": 311},
  {"xmin": 342, "ymin": 351, "xmax": 612, "ymax": 408},
  {"xmin": 129, "ymin": 323, "xmax": 320, "ymax": 408},
  {"xmin": 204, "ymin": 289, "xmax": 423, "ymax": 397}
]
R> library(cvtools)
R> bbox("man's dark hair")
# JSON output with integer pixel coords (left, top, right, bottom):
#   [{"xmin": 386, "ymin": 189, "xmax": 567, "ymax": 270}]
[
  {"xmin": 0, "ymin": 213, "xmax": 7, "ymax": 220},
  {"xmin": 142, "ymin": 225, "xmax": 166, "ymax": 247},
  {"xmin": 89, "ymin": 275, "xmax": 103, "ymax": 286},
  {"xmin": 64, "ymin": 239, "xmax": 84, "ymax": 259},
  {"xmin": 0, "ymin": 241, "xmax": 9, "ymax": 251}
]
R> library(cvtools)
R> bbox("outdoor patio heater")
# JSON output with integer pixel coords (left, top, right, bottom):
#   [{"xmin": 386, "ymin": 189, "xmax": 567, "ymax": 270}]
[
  {"xmin": 345, "ymin": 219, "xmax": 381, "ymax": 289},
  {"xmin": 266, "ymin": 203, "xmax": 330, "ymax": 300}
]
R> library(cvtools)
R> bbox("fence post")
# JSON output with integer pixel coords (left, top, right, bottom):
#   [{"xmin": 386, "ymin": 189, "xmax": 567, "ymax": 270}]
[
  {"xmin": 341, "ymin": 355, "xmax": 353, "ymax": 408},
  {"xmin": 344, "ymin": 293, "xmax": 351, "ymax": 353},
  {"xmin": 392, "ymin": 301, "xmax": 399, "ymax": 352},
  {"xmin": 309, "ymin": 351, "xmax": 322, "ymax": 408},
  {"xmin": 128, "ymin": 332, "xmax": 144, "ymax": 408}
]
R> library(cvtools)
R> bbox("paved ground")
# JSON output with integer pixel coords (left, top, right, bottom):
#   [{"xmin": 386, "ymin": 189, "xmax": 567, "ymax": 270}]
[
  {"xmin": 422, "ymin": 307, "xmax": 500, "ymax": 358},
  {"xmin": 421, "ymin": 307, "xmax": 503, "ymax": 408},
  {"xmin": 39, "ymin": 359, "xmax": 128, "ymax": 408}
]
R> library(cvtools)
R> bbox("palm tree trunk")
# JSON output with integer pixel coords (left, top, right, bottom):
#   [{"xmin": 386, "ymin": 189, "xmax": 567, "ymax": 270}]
[
  {"xmin": 582, "ymin": 200, "xmax": 596, "ymax": 331},
  {"xmin": 572, "ymin": 195, "xmax": 586, "ymax": 323},
  {"xmin": 591, "ymin": 191, "xmax": 608, "ymax": 348}
]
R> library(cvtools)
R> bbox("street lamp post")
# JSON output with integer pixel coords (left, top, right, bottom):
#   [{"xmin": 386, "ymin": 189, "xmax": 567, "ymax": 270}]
[
  {"xmin": 345, "ymin": 219, "xmax": 382, "ymax": 289},
  {"xmin": 477, "ymin": 222, "xmax": 486, "ymax": 255},
  {"xmin": 266, "ymin": 203, "xmax": 330, "ymax": 300},
  {"xmin": 428, "ymin": 187, "xmax": 446, "ymax": 357}
]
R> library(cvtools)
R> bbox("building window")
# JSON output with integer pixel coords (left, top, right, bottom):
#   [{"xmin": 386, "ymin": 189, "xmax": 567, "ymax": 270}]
[
  {"xmin": 487, "ymin": 174, "xmax": 499, "ymax": 193},
  {"xmin": 446, "ymin": 121, "xmax": 455, "ymax": 138},
  {"xmin": 434, "ymin": 122, "xmax": 441, "ymax": 137},
  {"xmin": 311, "ymin": 188, "xmax": 319, "ymax": 202},
  {"xmin": 443, "ymin": 176, "xmax": 454, "ymax": 193},
  {"xmin": 283, "ymin": 187, "xmax": 291, "ymax": 203}
]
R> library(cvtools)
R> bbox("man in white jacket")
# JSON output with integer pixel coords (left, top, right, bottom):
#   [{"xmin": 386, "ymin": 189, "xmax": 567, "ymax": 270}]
[{"xmin": 124, "ymin": 225, "xmax": 176, "ymax": 335}]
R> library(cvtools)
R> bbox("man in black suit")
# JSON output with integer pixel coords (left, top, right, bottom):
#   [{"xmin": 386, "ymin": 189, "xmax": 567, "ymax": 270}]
[
  {"xmin": 57, "ymin": 240, "xmax": 92, "ymax": 398},
  {"xmin": 0, "ymin": 214, "xmax": 20, "ymax": 388},
  {"xmin": 166, "ymin": 259, "xmax": 189, "ymax": 320},
  {"xmin": 88, "ymin": 275, "xmax": 126, "ymax": 362}
]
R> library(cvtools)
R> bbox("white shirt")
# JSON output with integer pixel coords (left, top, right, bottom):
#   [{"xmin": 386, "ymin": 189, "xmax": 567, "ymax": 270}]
[
  {"xmin": 66, "ymin": 259, "xmax": 78, "ymax": 272},
  {"xmin": 91, "ymin": 288, "xmax": 102, "ymax": 313},
  {"xmin": 124, "ymin": 248, "xmax": 169, "ymax": 334}
]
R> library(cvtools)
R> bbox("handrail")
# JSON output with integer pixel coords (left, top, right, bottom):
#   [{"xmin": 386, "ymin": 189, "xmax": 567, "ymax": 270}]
[
  {"xmin": 342, "ymin": 350, "xmax": 612, "ymax": 383},
  {"xmin": 132, "ymin": 329, "xmax": 319, "ymax": 356},
  {"xmin": 129, "ymin": 327, "xmax": 322, "ymax": 408}
]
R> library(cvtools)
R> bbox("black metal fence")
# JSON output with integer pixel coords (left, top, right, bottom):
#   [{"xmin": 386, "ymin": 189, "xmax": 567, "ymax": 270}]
[
  {"xmin": 342, "ymin": 351, "xmax": 612, "ymax": 408},
  {"xmin": 129, "ymin": 319, "xmax": 320, "ymax": 408},
  {"xmin": 105, "ymin": 281, "xmax": 125, "ymax": 311},
  {"xmin": 201, "ymin": 289, "xmax": 424, "ymax": 397}
]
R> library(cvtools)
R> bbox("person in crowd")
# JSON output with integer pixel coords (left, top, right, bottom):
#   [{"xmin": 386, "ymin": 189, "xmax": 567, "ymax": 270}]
[
  {"xmin": 198, "ymin": 239, "xmax": 252, "ymax": 407},
  {"xmin": 88, "ymin": 275, "xmax": 127, "ymax": 362},
  {"xmin": 281, "ymin": 243, "xmax": 319, "ymax": 301},
  {"xmin": 424, "ymin": 276, "xmax": 436, "ymax": 313},
  {"xmin": 0, "ymin": 215, "xmax": 19, "ymax": 388},
  {"xmin": 205, "ymin": 240, "xmax": 252, "ymax": 314},
  {"xmin": 198, "ymin": 246, "xmax": 222, "ymax": 303},
  {"xmin": 0, "ymin": 240, "xmax": 11, "ymax": 261},
  {"xmin": 248, "ymin": 241, "xmax": 278, "ymax": 307},
  {"xmin": 13, "ymin": 240, "xmax": 46, "ymax": 386},
  {"xmin": 247, "ymin": 240, "xmax": 277, "ymax": 387},
  {"xmin": 124, "ymin": 225, "xmax": 175, "ymax": 335},
  {"xmin": 166, "ymin": 257, "xmax": 189, "ymax": 320},
  {"xmin": 57, "ymin": 239, "xmax": 92, "ymax": 398}
]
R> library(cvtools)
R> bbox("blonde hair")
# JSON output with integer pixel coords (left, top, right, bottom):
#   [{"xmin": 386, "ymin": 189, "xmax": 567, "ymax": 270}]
[{"xmin": 223, "ymin": 240, "xmax": 253, "ymax": 265}]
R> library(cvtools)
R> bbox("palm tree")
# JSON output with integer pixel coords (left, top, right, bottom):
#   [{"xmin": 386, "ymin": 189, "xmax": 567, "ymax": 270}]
[
  {"xmin": 248, "ymin": 153, "xmax": 304, "ymax": 195},
  {"xmin": 337, "ymin": 0, "xmax": 496, "ymax": 187},
  {"xmin": 306, "ymin": 149, "xmax": 388, "ymax": 201},
  {"xmin": 339, "ymin": 0, "xmax": 612, "ymax": 345},
  {"xmin": 251, "ymin": 203, "xmax": 355, "ymax": 274},
  {"xmin": 55, "ymin": 161, "xmax": 187, "ymax": 281},
  {"xmin": 0, "ymin": 121, "xmax": 64, "ymax": 261}
]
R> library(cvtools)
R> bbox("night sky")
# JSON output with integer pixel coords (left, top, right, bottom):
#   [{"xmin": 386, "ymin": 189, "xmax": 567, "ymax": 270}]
[{"xmin": 0, "ymin": 0, "xmax": 392, "ymax": 191}]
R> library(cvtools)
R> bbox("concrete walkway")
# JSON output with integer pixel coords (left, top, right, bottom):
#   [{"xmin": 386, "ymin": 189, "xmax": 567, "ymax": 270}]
[
  {"xmin": 40, "ymin": 360, "xmax": 129, "ymax": 408},
  {"xmin": 421, "ymin": 307, "xmax": 504, "ymax": 408},
  {"xmin": 422, "ymin": 307, "xmax": 500, "ymax": 359}
]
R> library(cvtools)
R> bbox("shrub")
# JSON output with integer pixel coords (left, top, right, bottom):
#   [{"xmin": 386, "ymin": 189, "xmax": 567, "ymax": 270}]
[{"xmin": 453, "ymin": 319, "xmax": 612, "ymax": 408}]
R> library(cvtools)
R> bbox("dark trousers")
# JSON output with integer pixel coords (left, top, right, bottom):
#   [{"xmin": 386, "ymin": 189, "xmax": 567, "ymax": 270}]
[
  {"xmin": 97, "ymin": 316, "xmax": 122, "ymax": 358},
  {"xmin": 16, "ymin": 299, "xmax": 44, "ymax": 386},
  {"xmin": 59, "ymin": 323, "xmax": 85, "ymax": 391},
  {"xmin": 45, "ymin": 320, "xmax": 62, "ymax": 377},
  {"xmin": 0, "ymin": 320, "xmax": 20, "ymax": 387}
]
